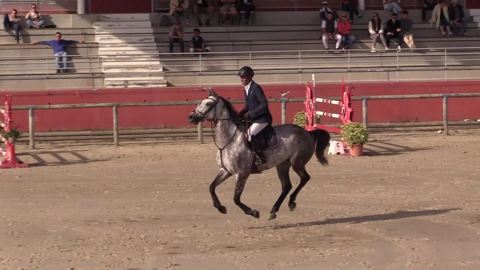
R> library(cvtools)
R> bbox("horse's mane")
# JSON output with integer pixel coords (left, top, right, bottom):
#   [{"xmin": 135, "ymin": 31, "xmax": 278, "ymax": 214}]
[{"xmin": 218, "ymin": 96, "xmax": 240, "ymax": 120}]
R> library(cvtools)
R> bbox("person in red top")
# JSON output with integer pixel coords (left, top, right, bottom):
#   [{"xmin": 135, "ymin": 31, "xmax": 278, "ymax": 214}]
[
  {"xmin": 337, "ymin": 13, "xmax": 356, "ymax": 50},
  {"xmin": 341, "ymin": 0, "xmax": 362, "ymax": 23}
]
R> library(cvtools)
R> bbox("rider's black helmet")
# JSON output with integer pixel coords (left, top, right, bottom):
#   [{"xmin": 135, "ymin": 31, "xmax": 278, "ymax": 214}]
[{"xmin": 238, "ymin": 66, "xmax": 254, "ymax": 77}]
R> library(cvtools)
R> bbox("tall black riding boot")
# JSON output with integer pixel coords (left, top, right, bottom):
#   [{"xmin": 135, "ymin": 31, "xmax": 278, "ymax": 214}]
[{"xmin": 250, "ymin": 135, "xmax": 267, "ymax": 165}]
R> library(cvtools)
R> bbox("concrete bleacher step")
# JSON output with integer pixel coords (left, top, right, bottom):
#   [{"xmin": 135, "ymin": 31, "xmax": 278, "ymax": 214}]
[
  {"xmin": 104, "ymin": 77, "xmax": 167, "ymax": 88},
  {"xmin": 98, "ymin": 43, "xmax": 158, "ymax": 49},
  {"xmin": 101, "ymin": 61, "xmax": 162, "ymax": 67},
  {"xmin": 164, "ymin": 69, "xmax": 480, "ymax": 86},
  {"xmin": 154, "ymin": 24, "xmax": 479, "ymax": 43},
  {"xmin": 97, "ymin": 14, "xmax": 151, "ymax": 22},
  {"xmin": 95, "ymin": 35, "xmax": 155, "ymax": 43},
  {"xmin": 102, "ymin": 67, "xmax": 164, "ymax": 73},
  {"xmin": 93, "ymin": 21, "xmax": 152, "ymax": 29},
  {"xmin": 94, "ymin": 13, "xmax": 166, "ymax": 88},
  {"xmin": 98, "ymin": 46, "xmax": 158, "ymax": 53},
  {"xmin": 157, "ymin": 37, "xmax": 480, "ymax": 53},
  {"xmin": 95, "ymin": 28, "xmax": 154, "ymax": 35},
  {"xmin": 99, "ymin": 49, "xmax": 159, "ymax": 55}
]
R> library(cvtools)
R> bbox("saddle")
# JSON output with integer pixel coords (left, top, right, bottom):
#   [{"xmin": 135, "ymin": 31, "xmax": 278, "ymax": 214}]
[
  {"xmin": 242, "ymin": 121, "xmax": 280, "ymax": 174},
  {"xmin": 242, "ymin": 122, "xmax": 279, "ymax": 151}
]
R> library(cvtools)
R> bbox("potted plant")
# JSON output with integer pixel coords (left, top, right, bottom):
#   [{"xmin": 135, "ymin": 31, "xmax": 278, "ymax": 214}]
[
  {"xmin": 341, "ymin": 122, "xmax": 369, "ymax": 157},
  {"xmin": 293, "ymin": 111, "xmax": 321, "ymax": 128},
  {"xmin": 2, "ymin": 127, "xmax": 21, "ymax": 144}
]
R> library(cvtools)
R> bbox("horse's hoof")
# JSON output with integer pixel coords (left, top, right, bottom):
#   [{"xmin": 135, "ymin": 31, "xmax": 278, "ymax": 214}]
[
  {"xmin": 269, "ymin": 212, "xmax": 277, "ymax": 220},
  {"xmin": 289, "ymin": 202, "xmax": 297, "ymax": 211},
  {"xmin": 218, "ymin": 205, "xmax": 227, "ymax": 214},
  {"xmin": 251, "ymin": 210, "xmax": 260, "ymax": 219}
]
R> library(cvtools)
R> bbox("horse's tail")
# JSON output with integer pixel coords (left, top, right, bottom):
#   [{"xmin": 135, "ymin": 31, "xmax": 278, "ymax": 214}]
[{"xmin": 308, "ymin": 129, "xmax": 330, "ymax": 166}]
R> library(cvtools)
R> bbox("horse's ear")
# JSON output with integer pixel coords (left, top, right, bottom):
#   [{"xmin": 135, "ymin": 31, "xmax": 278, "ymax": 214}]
[{"xmin": 208, "ymin": 87, "xmax": 218, "ymax": 98}]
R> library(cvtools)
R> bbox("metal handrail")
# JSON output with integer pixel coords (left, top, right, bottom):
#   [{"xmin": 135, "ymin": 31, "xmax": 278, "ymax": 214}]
[
  {"xmin": 1, "ymin": 46, "xmax": 479, "ymax": 59},
  {"xmin": 0, "ymin": 47, "xmax": 479, "ymax": 86}
]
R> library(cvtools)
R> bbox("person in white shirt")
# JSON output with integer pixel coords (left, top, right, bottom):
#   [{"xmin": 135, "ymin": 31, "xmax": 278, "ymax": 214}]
[{"xmin": 26, "ymin": 4, "xmax": 45, "ymax": 28}]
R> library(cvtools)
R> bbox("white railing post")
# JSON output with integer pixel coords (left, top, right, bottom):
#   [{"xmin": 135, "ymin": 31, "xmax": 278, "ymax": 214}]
[
  {"xmin": 298, "ymin": 51, "xmax": 302, "ymax": 72},
  {"xmin": 444, "ymin": 49, "xmax": 448, "ymax": 81},
  {"xmin": 396, "ymin": 48, "xmax": 400, "ymax": 82}
]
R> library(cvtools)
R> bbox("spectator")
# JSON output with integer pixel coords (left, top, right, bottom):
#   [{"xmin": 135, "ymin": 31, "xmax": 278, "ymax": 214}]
[
  {"xmin": 321, "ymin": 12, "xmax": 342, "ymax": 53},
  {"xmin": 3, "ymin": 9, "xmax": 20, "ymax": 44},
  {"xmin": 219, "ymin": 0, "xmax": 237, "ymax": 25},
  {"xmin": 26, "ymin": 4, "xmax": 45, "ymax": 28},
  {"xmin": 383, "ymin": 0, "xmax": 402, "ymax": 14},
  {"xmin": 341, "ymin": 0, "xmax": 362, "ymax": 23},
  {"xmin": 449, "ymin": 0, "xmax": 467, "ymax": 36},
  {"xmin": 368, "ymin": 12, "xmax": 388, "ymax": 52},
  {"xmin": 430, "ymin": 0, "xmax": 452, "ymax": 36},
  {"xmin": 30, "ymin": 32, "xmax": 85, "ymax": 73},
  {"xmin": 385, "ymin": 13, "xmax": 403, "ymax": 51},
  {"xmin": 238, "ymin": 0, "xmax": 256, "ymax": 24},
  {"xmin": 193, "ymin": 0, "xmax": 214, "ymax": 26},
  {"xmin": 169, "ymin": 21, "xmax": 184, "ymax": 54},
  {"xmin": 337, "ymin": 13, "xmax": 356, "ymax": 51},
  {"xmin": 190, "ymin": 28, "xmax": 210, "ymax": 53},
  {"xmin": 422, "ymin": 0, "xmax": 437, "ymax": 22},
  {"xmin": 400, "ymin": 10, "xmax": 416, "ymax": 50},
  {"xmin": 320, "ymin": 1, "xmax": 339, "ymax": 21},
  {"xmin": 169, "ymin": 0, "xmax": 190, "ymax": 26}
]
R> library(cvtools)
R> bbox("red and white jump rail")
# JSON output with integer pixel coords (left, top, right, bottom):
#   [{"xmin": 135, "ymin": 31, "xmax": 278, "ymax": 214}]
[
  {"xmin": 0, "ymin": 95, "xmax": 28, "ymax": 169},
  {"xmin": 304, "ymin": 75, "xmax": 354, "ymax": 133}
]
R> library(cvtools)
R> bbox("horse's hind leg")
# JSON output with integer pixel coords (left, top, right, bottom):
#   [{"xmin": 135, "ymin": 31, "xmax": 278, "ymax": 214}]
[
  {"xmin": 233, "ymin": 172, "xmax": 260, "ymax": 219},
  {"xmin": 288, "ymin": 165, "xmax": 311, "ymax": 211},
  {"xmin": 210, "ymin": 168, "xmax": 232, "ymax": 214},
  {"xmin": 269, "ymin": 160, "xmax": 292, "ymax": 220}
]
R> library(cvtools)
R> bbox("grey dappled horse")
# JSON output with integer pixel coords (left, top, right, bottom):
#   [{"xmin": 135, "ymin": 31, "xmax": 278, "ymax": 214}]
[{"xmin": 188, "ymin": 88, "xmax": 331, "ymax": 220}]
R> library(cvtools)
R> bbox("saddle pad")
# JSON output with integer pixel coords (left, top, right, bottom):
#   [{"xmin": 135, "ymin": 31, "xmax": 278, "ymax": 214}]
[{"xmin": 263, "ymin": 132, "xmax": 280, "ymax": 149}]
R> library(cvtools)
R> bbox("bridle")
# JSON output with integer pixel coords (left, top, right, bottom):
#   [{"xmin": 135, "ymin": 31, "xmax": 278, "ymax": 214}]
[{"xmin": 192, "ymin": 96, "xmax": 248, "ymax": 169}]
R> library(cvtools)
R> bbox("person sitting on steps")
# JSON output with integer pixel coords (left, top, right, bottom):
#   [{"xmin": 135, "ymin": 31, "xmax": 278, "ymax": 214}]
[
  {"xmin": 3, "ymin": 9, "xmax": 21, "ymax": 44},
  {"xmin": 238, "ymin": 66, "xmax": 272, "ymax": 166}
]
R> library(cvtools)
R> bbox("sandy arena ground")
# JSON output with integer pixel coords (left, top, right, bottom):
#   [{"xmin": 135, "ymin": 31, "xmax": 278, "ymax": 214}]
[{"xmin": 1, "ymin": 132, "xmax": 480, "ymax": 270}]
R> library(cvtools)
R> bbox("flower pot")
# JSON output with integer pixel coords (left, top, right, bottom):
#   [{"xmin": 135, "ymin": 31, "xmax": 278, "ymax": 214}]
[
  {"xmin": 8, "ymin": 137, "xmax": 16, "ymax": 144},
  {"xmin": 349, "ymin": 144, "xmax": 364, "ymax": 157}
]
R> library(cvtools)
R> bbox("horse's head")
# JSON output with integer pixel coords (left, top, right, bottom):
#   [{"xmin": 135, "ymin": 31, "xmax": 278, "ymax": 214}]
[{"xmin": 188, "ymin": 88, "xmax": 225, "ymax": 124}]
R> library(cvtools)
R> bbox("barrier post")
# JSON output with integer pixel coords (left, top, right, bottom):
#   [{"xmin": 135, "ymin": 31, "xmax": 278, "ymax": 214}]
[
  {"xmin": 198, "ymin": 122, "xmax": 203, "ymax": 144},
  {"xmin": 443, "ymin": 95, "xmax": 449, "ymax": 136},
  {"xmin": 281, "ymin": 98, "xmax": 288, "ymax": 125},
  {"xmin": 362, "ymin": 98, "xmax": 368, "ymax": 128},
  {"xmin": 113, "ymin": 105, "xmax": 119, "ymax": 146},
  {"xmin": 28, "ymin": 107, "xmax": 35, "ymax": 149},
  {"xmin": 0, "ymin": 95, "xmax": 28, "ymax": 169}
]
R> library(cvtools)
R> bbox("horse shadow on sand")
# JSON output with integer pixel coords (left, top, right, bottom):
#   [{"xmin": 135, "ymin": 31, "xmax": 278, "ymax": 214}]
[
  {"xmin": 17, "ymin": 150, "xmax": 109, "ymax": 167},
  {"xmin": 248, "ymin": 208, "xmax": 461, "ymax": 230},
  {"xmin": 360, "ymin": 139, "xmax": 432, "ymax": 157}
]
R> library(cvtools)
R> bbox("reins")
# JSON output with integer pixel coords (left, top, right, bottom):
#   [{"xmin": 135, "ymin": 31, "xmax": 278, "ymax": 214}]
[{"xmin": 196, "ymin": 96, "xmax": 249, "ymax": 170}]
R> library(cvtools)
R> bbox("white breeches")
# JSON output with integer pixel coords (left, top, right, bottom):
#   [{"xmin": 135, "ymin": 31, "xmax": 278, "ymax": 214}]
[{"xmin": 247, "ymin": 122, "xmax": 269, "ymax": 141}]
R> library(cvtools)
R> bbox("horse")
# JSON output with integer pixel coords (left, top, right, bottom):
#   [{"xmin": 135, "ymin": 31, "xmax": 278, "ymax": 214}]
[{"xmin": 188, "ymin": 88, "xmax": 331, "ymax": 220}]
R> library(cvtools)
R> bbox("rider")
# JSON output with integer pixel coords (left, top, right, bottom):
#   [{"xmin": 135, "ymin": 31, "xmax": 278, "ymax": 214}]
[{"xmin": 237, "ymin": 66, "xmax": 272, "ymax": 165}]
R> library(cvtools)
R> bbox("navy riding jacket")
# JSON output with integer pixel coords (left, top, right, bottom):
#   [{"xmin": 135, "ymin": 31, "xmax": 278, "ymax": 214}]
[{"xmin": 239, "ymin": 80, "xmax": 273, "ymax": 124}]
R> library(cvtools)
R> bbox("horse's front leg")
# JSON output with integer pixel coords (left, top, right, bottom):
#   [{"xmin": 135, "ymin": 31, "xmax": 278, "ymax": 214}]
[
  {"xmin": 210, "ymin": 168, "xmax": 232, "ymax": 214},
  {"xmin": 233, "ymin": 172, "xmax": 260, "ymax": 218}
]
